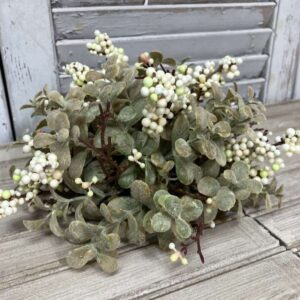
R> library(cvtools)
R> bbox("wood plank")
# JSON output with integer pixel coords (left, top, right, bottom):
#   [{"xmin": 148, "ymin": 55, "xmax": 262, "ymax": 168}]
[
  {"xmin": 51, "ymin": 0, "xmax": 144, "ymax": 7},
  {"xmin": 0, "ymin": 65, "xmax": 13, "ymax": 144},
  {"xmin": 257, "ymin": 202, "xmax": 300, "ymax": 249},
  {"xmin": 56, "ymin": 29, "xmax": 272, "ymax": 68},
  {"xmin": 160, "ymin": 251, "xmax": 300, "ymax": 300},
  {"xmin": 0, "ymin": 0, "xmax": 58, "ymax": 138},
  {"xmin": 51, "ymin": 0, "xmax": 272, "ymax": 8},
  {"xmin": 0, "ymin": 217, "xmax": 281, "ymax": 298},
  {"xmin": 264, "ymin": 0, "xmax": 300, "ymax": 104},
  {"xmin": 58, "ymin": 54, "xmax": 267, "ymax": 93},
  {"xmin": 150, "ymin": 0, "xmax": 272, "ymax": 3},
  {"xmin": 53, "ymin": 3, "xmax": 275, "ymax": 40}
]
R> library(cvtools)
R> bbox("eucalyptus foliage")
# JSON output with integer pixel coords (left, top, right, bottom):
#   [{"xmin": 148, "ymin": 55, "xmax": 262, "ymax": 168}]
[{"xmin": 1, "ymin": 30, "xmax": 299, "ymax": 274}]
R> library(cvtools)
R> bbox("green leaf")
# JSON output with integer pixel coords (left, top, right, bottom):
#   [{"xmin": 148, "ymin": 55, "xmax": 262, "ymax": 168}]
[
  {"xmin": 113, "ymin": 132, "xmax": 134, "ymax": 155},
  {"xmin": 223, "ymin": 170, "xmax": 238, "ymax": 184},
  {"xmin": 143, "ymin": 210, "xmax": 156, "ymax": 233},
  {"xmin": 238, "ymin": 179, "xmax": 263, "ymax": 194},
  {"xmin": 108, "ymin": 197, "xmax": 140, "ymax": 220},
  {"xmin": 197, "ymin": 176, "xmax": 220, "ymax": 196},
  {"xmin": 175, "ymin": 156, "xmax": 195, "ymax": 185},
  {"xmin": 172, "ymin": 114, "xmax": 189, "ymax": 144},
  {"xmin": 162, "ymin": 57, "xmax": 176, "ymax": 67},
  {"xmin": 150, "ymin": 51, "xmax": 163, "ymax": 66},
  {"xmin": 99, "ymin": 204, "xmax": 113, "ymax": 223},
  {"xmin": 83, "ymin": 160, "xmax": 106, "ymax": 183},
  {"xmin": 193, "ymin": 105, "xmax": 208, "ymax": 130},
  {"xmin": 68, "ymin": 150, "xmax": 87, "ymax": 179},
  {"xmin": 47, "ymin": 110, "xmax": 70, "ymax": 131},
  {"xmin": 83, "ymin": 198, "xmax": 102, "ymax": 220},
  {"xmin": 66, "ymin": 245, "xmax": 97, "ymax": 269},
  {"xmin": 49, "ymin": 211, "xmax": 64, "ymax": 237},
  {"xmin": 97, "ymin": 253, "xmax": 118, "ymax": 274},
  {"xmin": 33, "ymin": 133, "xmax": 56, "ymax": 148},
  {"xmin": 202, "ymin": 160, "xmax": 220, "ymax": 178},
  {"xmin": 117, "ymin": 105, "xmax": 136, "ymax": 123},
  {"xmin": 82, "ymin": 83, "xmax": 99, "ymax": 98},
  {"xmin": 235, "ymin": 189, "xmax": 251, "ymax": 201},
  {"xmin": 118, "ymin": 165, "xmax": 137, "ymax": 189},
  {"xmin": 50, "ymin": 141, "xmax": 71, "ymax": 170},
  {"xmin": 192, "ymin": 138, "xmax": 217, "ymax": 160},
  {"xmin": 175, "ymin": 138, "xmax": 192, "ymax": 157},
  {"xmin": 85, "ymin": 70, "xmax": 103, "ymax": 82},
  {"xmin": 130, "ymin": 180, "xmax": 153, "ymax": 209},
  {"xmin": 97, "ymin": 232, "xmax": 120, "ymax": 252},
  {"xmin": 141, "ymin": 135, "xmax": 160, "ymax": 156},
  {"xmin": 126, "ymin": 213, "xmax": 141, "ymax": 244},
  {"xmin": 151, "ymin": 212, "xmax": 172, "ymax": 232},
  {"xmin": 162, "ymin": 195, "xmax": 182, "ymax": 218},
  {"xmin": 231, "ymin": 161, "xmax": 249, "ymax": 180},
  {"xmin": 181, "ymin": 196, "xmax": 203, "ymax": 222},
  {"xmin": 23, "ymin": 217, "xmax": 49, "ymax": 231},
  {"xmin": 145, "ymin": 161, "xmax": 156, "ymax": 185},
  {"xmin": 215, "ymin": 186, "xmax": 236, "ymax": 211},
  {"xmin": 174, "ymin": 217, "xmax": 192, "ymax": 240},
  {"xmin": 204, "ymin": 206, "xmax": 218, "ymax": 224},
  {"xmin": 212, "ymin": 121, "xmax": 231, "ymax": 138},
  {"xmin": 106, "ymin": 64, "xmax": 120, "ymax": 79},
  {"xmin": 66, "ymin": 220, "xmax": 95, "ymax": 243},
  {"xmin": 215, "ymin": 144, "xmax": 227, "ymax": 167}
]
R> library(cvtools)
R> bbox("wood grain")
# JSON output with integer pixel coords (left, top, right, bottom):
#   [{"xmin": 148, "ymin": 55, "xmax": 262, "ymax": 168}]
[
  {"xmin": 51, "ymin": 0, "xmax": 272, "ymax": 8},
  {"xmin": 0, "ymin": 217, "xmax": 281, "ymax": 298},
  {"xmin": 53, "ymin": 3, "xmax": 275, "ymax": 40},
  {"xmin": 56, "ymin": 29, "xmax": 272, "ymax": 68},
  {"xmin": 0, "ymin": 0, "xmax": 58, "ymax": 138},
  {"xmin": 264, "ymin": 0, "xmax": 300, "ymax": 104},
  {"xmin": 0, "ymin": 65, "xmax": 13, "ymax": 144},
  {"xmin": 51, "ymin": 0, "xmax": 144, "ymax": 7},
  {"xmin": 257, "ymin": 202, "xmax": 300, "ymax": 249},
  {"xmin": 160, "ymin": 251, "xmax": 300, "ymax": 300}
]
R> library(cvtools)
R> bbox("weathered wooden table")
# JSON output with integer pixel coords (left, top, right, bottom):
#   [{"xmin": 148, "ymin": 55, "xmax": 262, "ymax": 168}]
[{"xmin": 1, "ymin": 101, "xmax": 300, "ymax": 300}]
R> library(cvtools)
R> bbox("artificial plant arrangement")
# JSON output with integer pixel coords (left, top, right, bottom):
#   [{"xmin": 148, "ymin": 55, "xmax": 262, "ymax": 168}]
[{"xmin": 0, "ymin": 30, "xmax": 299, "ymax": 273}]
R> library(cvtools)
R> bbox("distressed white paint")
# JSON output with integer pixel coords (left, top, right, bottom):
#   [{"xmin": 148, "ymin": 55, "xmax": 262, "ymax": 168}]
[
  {"xmin": 51, "ymin": 0, "xmax": 272, "ymax": 8},
  {"xmin": 161, "ymin": 252, "xmax": 300, "ymax": 300},
  {"xmin": 0, "ymin": 0, "xmax": 58, "ymax": 138},
  {"xmin": 56, "ymin": 29, "xmax": 272, "ymax": 68},
  {"xmin": 294, "ymin": 51, "xmax": 300, "ymax": 99},
  {"xmin": 0, "ymin": 217, "xmax": 280, "ymax": 298},
  {"xmin": 0, "ymin": 66, "xmax": 13, "ymax": 144},
  {"xmin": 52, "ymin": 3, "xmax": 275, "ymax": 40},
  {"xmin": 264, "ymin": 0, "xmax": 300, "ymax": 104}
]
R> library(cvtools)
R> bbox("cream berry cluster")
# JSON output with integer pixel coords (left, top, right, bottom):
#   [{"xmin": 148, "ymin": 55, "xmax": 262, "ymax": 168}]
[
  {"xmin": 225, "ymin": 131, "xmax": 282, "ymax": 167},
  {"xmin": 140, "ymin": 66, "xmax": 192, "ymax": 135},
  {"xmin": 0, "ymin": 189, "xmax": 24, "ymax": 219},
  {"xmin": 128, "ymin": 149, "xmax": 145, "ymax": 169},
  {"xmin": 75, "ymin": 176, "xmax": 98, "ymax": 197},
  {"xmin": 219, "ymin": 56, "xmax": 242, "ymax": 80},
  {"xmin": 13, "ymin": 151, "xmax": 63, "ymax": 199},
  {"xmin": 22, "ymin": 134, "xmax": 34, "ymax": 153},
  {"xmin": 87, "ymin": 30, "xmax": 128, "ymax": 63},
  {"xmin": 277, "ymin": 128, "xmax": 300, "ymax": 157},
  {"xmin": 63, "ymin": 62, "xmax": 91, "ymax": 87},
  {"xmin": 187, "ymin": 56, "xmax": 242, "ymax": 99},
  {"xmin": 188, "ymin": 62, "xmax": 221, "ymax": 99}
]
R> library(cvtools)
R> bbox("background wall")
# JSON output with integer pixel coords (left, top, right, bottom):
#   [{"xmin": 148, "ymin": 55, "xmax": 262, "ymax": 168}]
[{"xmin": 0, "ymin": 0, "xmax": 299, "ymax": 144}]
